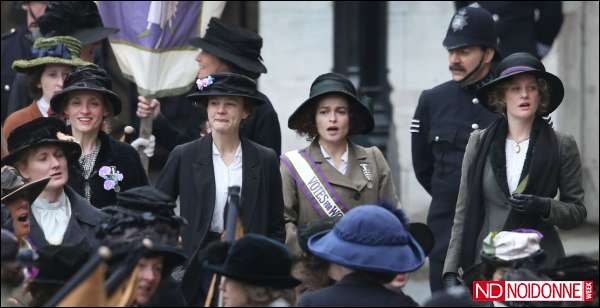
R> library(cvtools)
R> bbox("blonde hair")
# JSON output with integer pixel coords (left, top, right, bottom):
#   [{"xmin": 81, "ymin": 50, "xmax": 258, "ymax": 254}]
[{"xmin": 486, "ymin": 76, "xmax": 552, "ymax": 115}]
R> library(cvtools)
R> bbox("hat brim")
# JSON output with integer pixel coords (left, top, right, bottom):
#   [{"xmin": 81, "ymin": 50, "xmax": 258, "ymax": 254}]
[
  {"xmin": 477, "ymin": 68, "xmax": 564, "ymax": 116},
  {"xmin": 204, "ymin": 261, "xmax": 301, "ymax": 289},
  {"xmin": 73, "ymin": 27, "xmax": 119, "ymax": 45},
  {"xmin": 190, "ymin": 37, "xmax": 267, "ymax": 74},
  {"xmin": 1, "ymin": 177, "xmax": 50, "ymax": 205},
  {"xmin": 308, "ymin": 229, "xmax": 426, "ymax": 273},
  {"xmin": 2, "ymin": 139, "xmax": 81, "ymax": 168},
  {"xmin": 186, "ymin": 90, "xmax": 266, "ymax": 107},
  {"xmin": 12, "ymin": 57, "xmax": 92, "ymax": 74},
  {"xmin": 288, "ymin": 91, "xmax": 374, "ymax": 135},
  {"xmin": 145, "ymin": 243, "xmax": 187, "ymax": 272},
  {"xmin": 443, "ymin": 39, "xmax": 502, "ymax": 62},
  {"xmin": 51, "ymin": 86, "xmax": 122, "ymax": 116}
]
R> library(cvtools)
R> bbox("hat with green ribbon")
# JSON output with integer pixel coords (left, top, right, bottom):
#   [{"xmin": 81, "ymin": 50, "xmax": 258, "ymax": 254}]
[{"xmin": 11, "ymin": 36, "xmax": 92, "ymax": 73}]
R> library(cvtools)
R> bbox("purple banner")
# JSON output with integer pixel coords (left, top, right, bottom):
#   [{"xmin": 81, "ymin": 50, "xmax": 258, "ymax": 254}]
[{"xmin": 97, "ymin": 1, "xmax": 201, "ymax": 49}]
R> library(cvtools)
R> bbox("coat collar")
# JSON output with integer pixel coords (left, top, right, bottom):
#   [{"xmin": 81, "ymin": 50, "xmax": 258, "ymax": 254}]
[
  {"xmin": 28, "ymin": 186, "xmax": 101, "ymax": 248},
  {"xmin": 308, "ymin": 140, "xmax": 369, "ymax": 192},
  {"xmin": 191, "ymin": 134, "xmax": 260, "ymax": 235}
]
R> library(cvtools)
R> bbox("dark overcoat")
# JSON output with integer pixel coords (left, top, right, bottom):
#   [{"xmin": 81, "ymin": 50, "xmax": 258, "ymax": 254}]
[{"xmin": 155, "ymin": 134, "xmax": 285, "ymax": 257}]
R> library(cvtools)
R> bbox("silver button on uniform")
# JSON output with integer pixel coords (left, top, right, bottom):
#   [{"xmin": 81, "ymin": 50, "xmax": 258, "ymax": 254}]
[
  {"xmin": 4, "ymin": 84, "xmax": 10, "ymax": 91},
  {"xmin": 492, "ymin": 14, "xmax": 499, "ymax": 22},
  {"xmin": 472, "ymin": 98, "xmax": 479, "ymax": 104},
  {"xmin": 435, "ymin": 136, "xmax": 440, "ymax": 142},
  {"xmin": 471, "ymin": 123, "xmax": 479, "ymax": 130}
]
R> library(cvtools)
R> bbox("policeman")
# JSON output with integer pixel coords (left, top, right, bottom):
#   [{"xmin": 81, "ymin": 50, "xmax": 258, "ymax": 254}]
[
  {"xmin": 410, "ymin": 6, "xmax": 500, "ymax": 292},
  {"xmin": 1, "ymin": 1, "xmax": 48, "ymax": 124},
  {"xmin": 455, "ymin": 1, "xmax": 564, "ymax": 59}
]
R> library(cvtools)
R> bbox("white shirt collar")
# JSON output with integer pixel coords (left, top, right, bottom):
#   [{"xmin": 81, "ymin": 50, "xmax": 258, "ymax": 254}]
[
  {"xmin": 36, "ymin": 97, "xmax": 50, "ymax": 117},
  {"xmin": 31, "ymin": 190, "xmax": 71, "ymax": 245},
  {"xmin": 319, "ymin": 143, "xmax": 349, "ymax": 162},
  {"xmin": 212, "ymin": 142, "xmax": 242, "ymax": 159}
]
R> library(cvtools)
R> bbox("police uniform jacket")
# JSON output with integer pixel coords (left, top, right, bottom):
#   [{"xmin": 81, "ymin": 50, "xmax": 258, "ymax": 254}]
[
  {"xmin": 411, "ymin": 77, "xmax": 497, "ymax": 221},
  {"xmin": 155, "ymin": 134, "xmax": 285, "ymax": 257},
  {"xmin": 282, "ymin": 140, "xmax": 399, "ymax": 256},
  {"xmin": 444, "ymin": 128, "xmax": 587, "ymax": 275},
  {"xmin": 1, "ymin": 27, "xmax": 33, "ymax": 123}
]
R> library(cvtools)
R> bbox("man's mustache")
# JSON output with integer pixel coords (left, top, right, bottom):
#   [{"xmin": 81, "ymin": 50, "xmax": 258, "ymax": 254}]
[{"xmin": 449, "ymin": 64, "xmax": 465, "ymax": 72}]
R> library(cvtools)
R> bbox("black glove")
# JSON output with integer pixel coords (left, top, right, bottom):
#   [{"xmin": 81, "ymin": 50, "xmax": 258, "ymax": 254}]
[
  {"xmin": 508, "ymin": 193, "xmax": 551, "ymax": 218},
  {"xmin": 442, "ymin": 272, "xmax": 462, "ymax": 289}
]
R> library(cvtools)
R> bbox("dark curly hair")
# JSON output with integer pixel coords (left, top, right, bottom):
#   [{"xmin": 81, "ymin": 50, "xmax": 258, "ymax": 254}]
[{"xmin": 293, "ymin": 94, "xmax": 361, "ymax": 140}]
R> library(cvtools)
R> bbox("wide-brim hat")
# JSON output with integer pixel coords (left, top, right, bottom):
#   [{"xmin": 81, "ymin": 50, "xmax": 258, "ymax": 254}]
[
  {"xmin": 50, "ymin": 65, "xmax": 122, "ymax": 116},
  {"xmin": 2, "ymin": 166, "xmax": 50, "ymax": 205},
  {"xmin": 2, "ymin": 117, "xmax": 81, "ymax": 167},
  {"xmin": 190, "ymin": 17, "xmax": 266, "ymax": 74},
  {"xmin": 308, "ymin": 205, "xmax": 426, "ymax": 273},
  {"xmin": 11, "ymin": 36, "xmax": 92, "ymax": 73},
  {"xmin": 204, "ymin": 234, "xmax": 301, "ymax": 289},
  {"xmin": 38, "ymin": 1, "xmax": 119, "ymax": 45},
  {"xmin": 477, "ymin": 52, "xmax": 564, "ymax": 116},
  {"xmin": 186, "ymin": 73, "xmax": 267, "ymax": 107},
  {"xmin": 288, "ymin": 73, "xmax": 374, "ymax": 135}
]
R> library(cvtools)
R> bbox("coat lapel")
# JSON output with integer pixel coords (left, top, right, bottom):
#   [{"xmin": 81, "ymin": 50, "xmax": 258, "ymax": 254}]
[
  {"xmin": 240, "ymin": 139, "xmax": 259, "ymax": 229},
  {"xmin": 192, "ymin": 135, "xmax": 215, "ymax": 233},
  {"xmin": 307, "ymin": 141, "xmax": 368, "ymax": 192}
]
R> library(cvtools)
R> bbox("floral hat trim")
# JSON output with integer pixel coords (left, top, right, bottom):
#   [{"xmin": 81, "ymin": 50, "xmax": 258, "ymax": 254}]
[{"xmin": 196, "ymin": 76, "xmax": 215, "ymax": 91}]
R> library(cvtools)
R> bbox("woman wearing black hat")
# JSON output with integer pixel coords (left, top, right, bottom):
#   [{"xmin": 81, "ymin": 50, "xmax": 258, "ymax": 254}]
[
  {"xmin": 50, "ymin": 65, "xmax": 148, "ymax": 209},
  {"xmin": 281, "ymin": 72, "xmax": 400, "ymax": 256},
  {"xmin": 97, "ymin": 186, "xmax": 187, "ymax": 306},
  {"xmin": 156, "ymin": 72, "xmax": 285, "ymax": 258},
  {"xmin": 136, "ymin": 17, "xmax": 281, "ymax": 156},
  {"xmin": 2, "ymin": 117, "xmax": 106, "ymax": 252},
  {"xmin": 443, "ymin": 52, "xmax": 587, "ymax": 287},
  {"xmin": 203, "ymin": 234, "xmax": 300, "ymax": 307}
]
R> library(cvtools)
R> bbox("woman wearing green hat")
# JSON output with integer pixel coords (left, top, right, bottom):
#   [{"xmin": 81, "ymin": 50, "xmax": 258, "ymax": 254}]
[
  {"xmin": 2, "ymin": 36, "xmax": 90, "ymax": 138},
  {"xmin": 281, "ymin": 73, "xmax": 400, "ymax": 256}
]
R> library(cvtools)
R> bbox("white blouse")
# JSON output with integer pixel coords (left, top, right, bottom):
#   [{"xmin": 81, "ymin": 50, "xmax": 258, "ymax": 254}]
[
  {"xmin": 505, "ymin": 138, "xmax": 530, "ymax": 193},
  {"xmin": 320, "ymin": 144, "xmax": 349, "ymax": 175},
  {"xmin": 211, "ymin": 143, "xmax": 243, "ymax": 233},
  {"xmin": 31, "ymin": 190, "xmax": 71, "ymax": 245},
  {"xmin": 36, "ymin": 97, "xmax": 50, "ymax": 117}
]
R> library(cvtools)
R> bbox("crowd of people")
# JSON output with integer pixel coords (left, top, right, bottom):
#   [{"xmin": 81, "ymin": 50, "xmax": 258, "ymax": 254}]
[{"xmin": 1, "ymin": 1, "xmax": 598, "ymax": 307}]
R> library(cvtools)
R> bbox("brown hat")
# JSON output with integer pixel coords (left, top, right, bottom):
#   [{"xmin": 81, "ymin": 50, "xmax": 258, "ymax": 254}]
[{"xmin": 1, "ymin": 166, "xmax": 49, "ymax": 205}]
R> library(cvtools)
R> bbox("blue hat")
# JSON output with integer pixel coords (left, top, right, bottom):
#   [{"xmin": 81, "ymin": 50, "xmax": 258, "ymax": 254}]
[{"xmin": 308, "ymin": 205, "xmax": 426, "ymax": 273}]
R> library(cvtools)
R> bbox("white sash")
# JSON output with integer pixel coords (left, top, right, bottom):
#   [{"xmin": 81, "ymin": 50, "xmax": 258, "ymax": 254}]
[{"xmin": 283, "ymin": 150, "xmax": 345, "ymax": 218}]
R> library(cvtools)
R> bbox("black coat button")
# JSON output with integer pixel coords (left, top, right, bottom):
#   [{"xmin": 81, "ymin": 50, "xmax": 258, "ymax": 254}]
[{"xmin": 353, "ymin": 192, "xmax": 361, "ymax": 200}]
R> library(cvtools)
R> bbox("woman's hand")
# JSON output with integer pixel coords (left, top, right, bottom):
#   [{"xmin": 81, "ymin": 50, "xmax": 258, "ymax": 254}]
[
  {"xmin": 508, "ymin": 194, "xmax": 551, "ymax": 218},
  {"xmin": 136, "ymin": 96, "xmax": 161, "ymax": 120}
]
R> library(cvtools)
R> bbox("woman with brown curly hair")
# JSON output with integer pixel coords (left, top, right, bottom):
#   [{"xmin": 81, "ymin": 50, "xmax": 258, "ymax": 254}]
[
  {"xmin": 442, "ymin": 52, "xmax": 587, "ymax": 288},
  {"xmin": 281, "ymin": 72, "xmax": 400, "ymax": 256}
]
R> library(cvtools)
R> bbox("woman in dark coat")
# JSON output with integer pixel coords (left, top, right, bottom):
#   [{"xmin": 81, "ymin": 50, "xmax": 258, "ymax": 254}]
[
  {"xmin": 49, "ymin": 65, "xmax": 148, "ymax": 208},
  {"xmin": 2, "ymin": 117, "xmax": 105, "ymax": 251},
  {"xmin": 156, "ymin": 72, "xmax": 285, "ymax": 258},
  {"xmin": 443, "ymin": 52, "xmax": 587, "ymax": 287}
]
